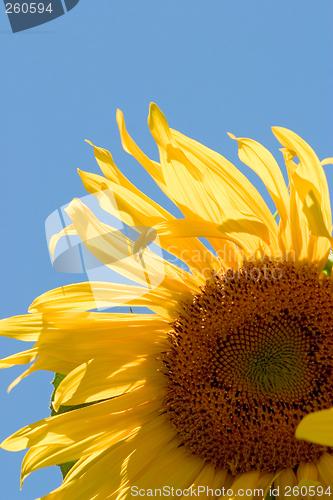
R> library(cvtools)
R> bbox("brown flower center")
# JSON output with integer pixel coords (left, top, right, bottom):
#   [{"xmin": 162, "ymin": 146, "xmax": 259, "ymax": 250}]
[{"xmin": 162, "ymin": 261, "xmax": 333, "ymax": 474}]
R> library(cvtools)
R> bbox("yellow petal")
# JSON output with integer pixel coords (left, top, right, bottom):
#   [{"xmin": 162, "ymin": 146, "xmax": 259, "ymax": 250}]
[
  {"xmin": 119, "ymin": 104, "xmax": 277, "ymax": 267},
  {"xmin": 203, "ymin": 168, "xmax": 272, "ymax": 254},
  {"xmin": 297, "ymin": 480, "xmax": 322, "ymax": 500},
  {"xmin": 0, "ymin": 314, "xmax": 43, "ymax": 341},
  {"xmin": 212, "ymin": 467, "xmax": 229, "ymax": 490},
  {"xmin": 257, "ymin": 472, "xmax": 275, "ymax": 498},
  {"xmin": 228, "ymin": 133, "xmax": 290, "ymax": 255},
  {"xmin": 78, "ymin": 165, "xmax": 220, "ymax": 280},
  {"xmin": 116, "ymin": 109, "xmax": 166, "ymax": 191},
  {"xmin": 291, "ymin": 171, "xmax": 332, "ymax": 241},
  {"xmin": 3, "ymin": 317, "xmax": 168, "ymax": 390},
  {"xmin": 296, "ymin": 409, "xmax": 333, "ymax": 446},
  {"xmin": 85, "ymin": 139, "xmax": 164, "ymax": 193},
  {"xmin": 180, "ymin": 464, "xmax": 215, "ymax": 499},
  {"xmin": 7, "ymin": 355, "xmax": 77, "ymax": 392},
  {"xmin": 172, "ymin": 124, "xmax": 279, "ymax": 248},
  {"xmin": 316, "ymin": 453, "xmax": 333, "ymax": 487},
  {"xmin": 21, "ymin": 412, "xmax": 172, "ymax": 487},
  {"xmin": 77, "ymin": 168, "xmax": 167, "ymax": 227},
  {"xmin": 78, "ymin": 149, "xmax": 169, "ymax": 222},
  {"xmin": 117, "ymin": 417, "xmax": 179, "ymax": 486},
  {"xmin": 148, "ymin": 103, "xmax": 222, "ymax": 223},
  {"xmin": 28, "ymin": 281, "xmax": 179, "ymax": 318},
  {"xmin": 321, "ymin": 157, "xmax": 333, "ymax": 166},
  {"xmin": 49, "ymin": 224, "xmax": 77, "ymax": 259},
  {"xmin": 296, "ymin": 462, "xmax": 318, "ymax": 482},
  {"xmin": 307, "ymin": 234, "xmax": 331, "ymax": 272},
  {"xmin": 65, "ymin": 197, "xmax": 200, "ymax": 295},
  {"xmin": 25, "ymin": 435, "xmax": 134, "ymax": 495},
  {"xmin": 133, "ymin": 445, "xmax": 204, "ymax": 493},
  {"xmin": 0, "ymin": 312, "xmax": 168, "ymax": 388},
  {"xmin": 1, "ymin": 384, "xmax": 162, "ymax": 452},
  {"xmin": 285, "ymin": 158, "xmax": 309, "ymax": 264},
  {"xmin": 65, "ymin": 197, "xmax": 163, "ymax": 288},
  {"xmin": 36, "ymin": 312, "xmax": 168, "ymax": 342},
  {"xmin": 229, "ymin": 134, "xmax": 289, "ymax": 219},
  {"xmin": 0, "ymin": 347, "xmax": 38, "ymax": 369},
  {"xmin": 53, "ymin": 355, "xmax": 163, "ymax": 410},
  {"xmin": 226, "ymin": 470, "xmax": 261, "ymax": 500},
  {"xmin": 36, "ymin": 418, "xmax": 178, "ymax": 500},
  {"xmin": 153, "ymin": 218, "xmax": 271, "ymax": 258},
  {"xmin": 35, "ymin": 449, "xmax": 111, "ymax": 500},
  {"xmin": 273, "ymin": 127, "xmax": 333, "ymax": 254},
  {"xmin": 274, "ymin": 468, "xmax": 297, "ymax": 500},
  {"xmin": 36, "ymin": 323, "xmax": 168, "ymax": 367}
]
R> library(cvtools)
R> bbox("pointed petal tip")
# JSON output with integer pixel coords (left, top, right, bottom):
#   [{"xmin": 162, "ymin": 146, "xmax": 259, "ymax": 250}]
[
  {"xmin": 271, "ymin": 126, "xmax": 294, "ymax": 141},
  {"xmin": 148, "ymin": 104, "xmax": 170, "ymax": 146},
  {"xmin": 227, "ymin": 132, "xmax": 237, "ymax": 140},
  {"xmin": 0, "ymin": 434, "xmax": 25, "ymax": 452},
  {"xmin": 271, "ymin": 126, "xmax": 282, "ymax": 138},
  {"xmin": 116, "ymin": 108, "xmax": 123, "ymax": 121},
  {"xmin": 149, "ymin": 102, "xmax": 158, "ymax": 113},
  {"xmin": 148, "ymin": 103, "xmax": 165, "ymax": 125},
  {"xmin": 85, "ymin": 139, "xmax": 93, "ymax": 146},
  {"xmin": 20, "ymin": 469, "xmax": 30, "ymax": 490},
  {"xmin": 148, "ymin": 102, "xmax": 157, "ymax": 122},
  {"xmin": 7, "ymin": 377, "xmax": 20, "ymax": 393}
]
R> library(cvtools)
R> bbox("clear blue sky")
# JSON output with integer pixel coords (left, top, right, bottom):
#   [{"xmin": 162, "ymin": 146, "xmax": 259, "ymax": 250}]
[{"xmin": 1, "ymin": 1, "xmax": 333, "ymax": 498}]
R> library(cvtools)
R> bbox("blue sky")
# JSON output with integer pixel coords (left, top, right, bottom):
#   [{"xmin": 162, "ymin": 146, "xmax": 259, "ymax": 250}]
[{"xmin": 0, "ymin": 1, "xmax": 333, "ymax": 498}]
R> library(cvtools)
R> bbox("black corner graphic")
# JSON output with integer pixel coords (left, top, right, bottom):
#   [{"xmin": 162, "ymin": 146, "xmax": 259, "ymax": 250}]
[{"xmin": 3, "ymin": 0, "xmax": 80, "ymax": 33}]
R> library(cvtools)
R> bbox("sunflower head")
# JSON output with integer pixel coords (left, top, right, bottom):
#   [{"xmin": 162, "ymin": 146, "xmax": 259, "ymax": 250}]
[
  {"xmin": 1, "ymin": 104, "xmax": 333, "ymax": 499},
  {"xmin": 162, "ymin": 259, "xmax": 333, "ymax": 476}
]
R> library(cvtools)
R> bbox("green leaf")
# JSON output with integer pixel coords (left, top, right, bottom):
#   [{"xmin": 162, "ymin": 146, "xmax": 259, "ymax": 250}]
[{"xmin": 322, "ymin": 250, "xmax": 333, "ymax": 277}]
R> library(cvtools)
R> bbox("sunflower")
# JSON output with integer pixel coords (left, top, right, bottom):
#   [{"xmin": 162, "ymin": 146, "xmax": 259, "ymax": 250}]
[{"xmin": 1, "ymin": 104, "xmax": 333, "ymax": 500}]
